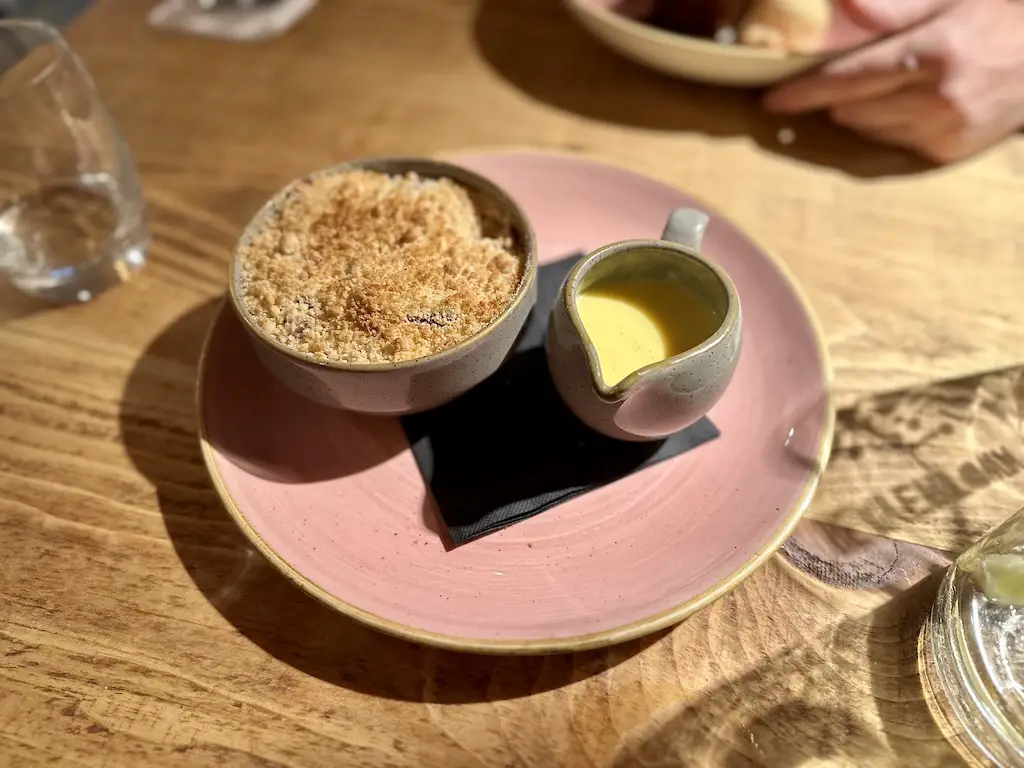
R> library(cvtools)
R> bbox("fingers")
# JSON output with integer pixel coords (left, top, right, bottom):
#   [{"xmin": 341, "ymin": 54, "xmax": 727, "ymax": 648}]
[
  {"xmin": 829, "ymin": 86, "xmax": 958, "ymax": 130},
  {"xmin": 763, "ymin": 21, "xmax": 947, "ymax": 114},
  {"xmin": 763, "ymin": 68, "xmax": 929, "ymax": 113},
  {"xmin": 914, "ymin": 106, "xmax": 1024, "ymax": 164},
  {"xmin": 822, "ymin": 21, "xmax": 945, "ymax": 78},
  {"xmin": 821, "ymin": 85, "xmax": 1009, "ymax": 164},
  {"xmin": 826, "ymin": 87, "xmax": 959, "ymax": 156},
  {"xmin": 839, "ymin": 0, "xmax": 959, "ymax": 34},
  {"xmin": 759, "ymin": 0, "xmax": 1024, "ymax": 164}
]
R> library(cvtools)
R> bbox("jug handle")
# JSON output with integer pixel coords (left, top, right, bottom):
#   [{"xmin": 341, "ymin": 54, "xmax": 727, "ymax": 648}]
[{"xmin": 662, "ymin": 208, "xmax": 709, "ymax": 251}]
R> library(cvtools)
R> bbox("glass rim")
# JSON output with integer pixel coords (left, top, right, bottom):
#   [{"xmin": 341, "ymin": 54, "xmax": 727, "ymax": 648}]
[{"xmin": 0, "ymin": 19, "xmax": 73, "ymax": 98}]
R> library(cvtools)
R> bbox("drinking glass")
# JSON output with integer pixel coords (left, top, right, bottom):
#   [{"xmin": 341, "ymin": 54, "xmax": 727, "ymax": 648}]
[
  {"xmin": 929, "ymin": 505, "xmax": 1024, "ymax": 766},
  {"xmin": 0, "ymin": 20, "xmax": 147, "ymax": 302}
]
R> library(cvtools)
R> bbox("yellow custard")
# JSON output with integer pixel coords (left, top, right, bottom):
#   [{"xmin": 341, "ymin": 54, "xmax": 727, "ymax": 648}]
[{"xmin": 575, "ymin": 279, "xmax": 720, "ymax": 386}]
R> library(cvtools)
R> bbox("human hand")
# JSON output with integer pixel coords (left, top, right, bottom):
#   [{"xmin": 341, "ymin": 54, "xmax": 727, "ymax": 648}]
[{"xmin": 762, "ymin": 0, "xmax": 1024, "ymax": 163}]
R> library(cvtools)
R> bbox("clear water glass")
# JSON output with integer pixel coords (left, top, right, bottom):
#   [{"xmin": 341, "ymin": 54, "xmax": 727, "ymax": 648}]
[
  {"xmin": 929, "ymin": 506, "xmax": 1024, "ymax": 766},
  {"xmin": 0, "ymin": 20, "xmax": 147, "ymax": 303}
]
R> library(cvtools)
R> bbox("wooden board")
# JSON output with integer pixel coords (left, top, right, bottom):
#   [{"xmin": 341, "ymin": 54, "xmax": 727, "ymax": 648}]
[{"xmin": 4, "ymin": 0, "xmax": 1024, "ymax": 764}]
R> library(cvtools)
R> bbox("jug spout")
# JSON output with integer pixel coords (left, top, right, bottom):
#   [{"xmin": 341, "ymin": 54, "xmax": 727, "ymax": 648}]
[{"xmin": 586, "ymin": 358, "xmax": 636, "ymax": 404}]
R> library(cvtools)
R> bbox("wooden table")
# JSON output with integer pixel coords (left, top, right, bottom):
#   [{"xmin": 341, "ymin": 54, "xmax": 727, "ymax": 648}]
[{"xmin": 3, "ymin": 1, "xmax": 1023, "ymax": 765}]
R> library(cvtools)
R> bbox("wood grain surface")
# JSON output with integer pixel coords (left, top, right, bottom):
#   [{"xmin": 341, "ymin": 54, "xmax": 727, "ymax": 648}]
[{"xmin": 3, "ymin": 0, "xmax": 1023, "ymax": 765}]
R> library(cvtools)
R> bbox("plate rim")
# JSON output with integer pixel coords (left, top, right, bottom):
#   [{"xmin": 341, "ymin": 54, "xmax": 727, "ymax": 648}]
[{"xmin": 196, "ymin": 148, "xmax": 836, "ymax": 655}]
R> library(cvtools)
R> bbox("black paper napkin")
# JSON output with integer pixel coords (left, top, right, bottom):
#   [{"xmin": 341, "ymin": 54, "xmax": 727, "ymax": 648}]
[{"xmin": 400, "ymin": 253, "xmax": 720, "ymax": 546}]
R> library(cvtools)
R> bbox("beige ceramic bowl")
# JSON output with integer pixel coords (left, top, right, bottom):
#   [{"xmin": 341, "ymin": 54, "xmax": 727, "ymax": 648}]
[
  {"xmin": 565, "ymin": 0, "xmax": 828, "ymax": 87},
  {"xmin": 229, "ymin": 157, "xmax": 538, "ymax": 416}
]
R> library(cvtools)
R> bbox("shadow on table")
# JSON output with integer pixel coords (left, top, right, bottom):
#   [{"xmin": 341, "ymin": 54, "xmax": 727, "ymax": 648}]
[
  {"xmin": 471, "ymin": 0, "xmax": 934, "ymax": 179},
  {"xmin": 199, "ymin": 302, "xmax": 408, "ymax": 483},
  {"xmin": 119, "ymin": 298, "xmax": 664, "ymax": 705},
  {"xmin": 610, "ymin": 570, "xmax": 958, "ymax": 766}
]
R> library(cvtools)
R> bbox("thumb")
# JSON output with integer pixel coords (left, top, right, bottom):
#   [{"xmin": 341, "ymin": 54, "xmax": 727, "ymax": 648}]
[{"xmin": 840, "ymin": 0, "xmax": 958, "ymax": 33}]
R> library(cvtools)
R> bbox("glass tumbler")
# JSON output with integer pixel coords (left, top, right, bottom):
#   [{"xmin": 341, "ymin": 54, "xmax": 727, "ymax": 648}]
[
  {"xmin": 0, "ymin": 20, "xmax": 147, "ymax": 302},
  {"xmin": 929, "ymin": 505, "xmax": 1024, "ymax": 766}
]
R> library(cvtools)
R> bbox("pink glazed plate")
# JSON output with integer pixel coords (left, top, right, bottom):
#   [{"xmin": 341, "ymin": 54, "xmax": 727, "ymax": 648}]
[{"xmin": 198, "ymin": 150, "xmax": 834, "ymax": 654}]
